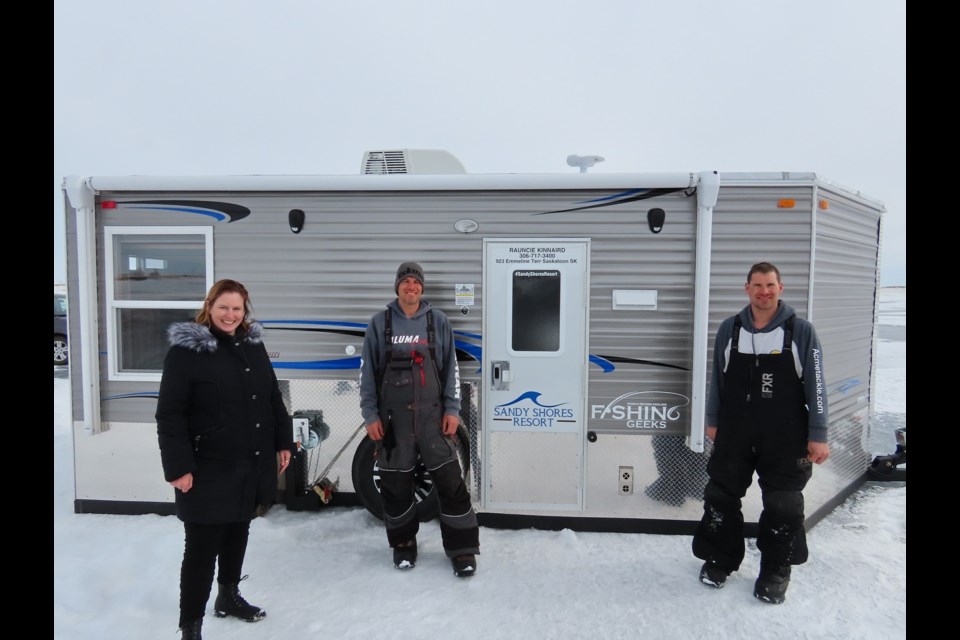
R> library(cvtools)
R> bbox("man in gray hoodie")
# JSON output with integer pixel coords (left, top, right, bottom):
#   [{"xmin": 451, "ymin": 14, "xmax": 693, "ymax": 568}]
[
  {"xmin": 359, "ymin": 261, "xmax": 480, "ymax": 577},
  {"xmin": 693, "ymin": 262, "xmax": 830, "ymax": 604}
]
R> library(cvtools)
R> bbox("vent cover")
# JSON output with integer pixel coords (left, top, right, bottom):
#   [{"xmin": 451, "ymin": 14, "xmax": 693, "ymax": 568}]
[
  {"xmin": 362, "ymin": 150, "xmax": 408, "ymax": 175},
  {"xmin": 361, "ymin": 149, "xmax": 466, "ymax": 175}
]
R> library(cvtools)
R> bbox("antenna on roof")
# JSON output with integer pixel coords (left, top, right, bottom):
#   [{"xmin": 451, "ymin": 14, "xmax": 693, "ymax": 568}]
[{"xmin": 566, "ymin": 154, "xmax": 605, "ymax": 173}]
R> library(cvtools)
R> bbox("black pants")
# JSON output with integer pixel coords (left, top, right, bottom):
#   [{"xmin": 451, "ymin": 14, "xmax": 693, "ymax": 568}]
[
  {"xmin": 179, "ymin": 520, "xmax": 250, "ymax": 626},
  {"xmin": 692, "ymin": 430, "xmax": 812, "ymax": 572},
  {"xmin": 380, "ymin": 457, "xmax": 480, "ymax": 555}
]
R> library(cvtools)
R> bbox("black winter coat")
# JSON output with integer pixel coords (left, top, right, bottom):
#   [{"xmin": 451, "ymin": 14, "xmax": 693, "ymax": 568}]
[{"xmin": 156, "ymin": 321, "xmax": 293, "ymax": 524}]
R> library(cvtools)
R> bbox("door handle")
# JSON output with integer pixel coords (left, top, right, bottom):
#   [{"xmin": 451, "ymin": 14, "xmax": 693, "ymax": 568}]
[{"xmin": 491, "ymin": 360, "xmax": 511, "ymax": 390}]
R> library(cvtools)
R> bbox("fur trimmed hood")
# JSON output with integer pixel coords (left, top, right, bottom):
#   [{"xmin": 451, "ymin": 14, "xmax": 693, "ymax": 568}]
[{"xmin": 167, "ymin": 321, "xmax": 265, "ymax": 353}]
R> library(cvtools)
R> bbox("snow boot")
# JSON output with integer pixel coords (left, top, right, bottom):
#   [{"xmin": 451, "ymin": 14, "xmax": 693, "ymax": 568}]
[
  {"xmin": 179, "ymin": 618, "xmax": 202, "ymax": 640},
  {"xmin": 393, "ymin": 539, "xmax": 417, "ymax": 570},
  {"xmin": 753, "ymin": 562, "xmax": 791, "ymax": 604},
  {"xmin": 698, "ymin": 561, "xmax": 730, "ymax": 588},
  {"xmin": 451, "ymin": 554, "xmax": 477, "ymax": 578},
  {"xmin": 214, "ymin": 578, "xmax": 266, "ymax": 622}
]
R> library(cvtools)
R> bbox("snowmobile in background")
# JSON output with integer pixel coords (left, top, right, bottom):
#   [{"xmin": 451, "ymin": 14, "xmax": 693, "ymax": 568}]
[{"xmin": 868, "ymin": 427, "xmax": 906, "ymax": 481}]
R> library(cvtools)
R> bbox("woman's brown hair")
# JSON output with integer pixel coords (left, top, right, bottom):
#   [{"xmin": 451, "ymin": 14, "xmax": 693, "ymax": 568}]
[{"xmin": 195, "ymin": 279, "xmax": 253, "ymax": 333}]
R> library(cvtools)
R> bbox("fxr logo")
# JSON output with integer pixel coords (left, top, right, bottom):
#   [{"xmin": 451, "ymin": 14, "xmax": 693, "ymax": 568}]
[{"xmin": 761, "ymin": 373, "xmax": 773, "ymax": 398}]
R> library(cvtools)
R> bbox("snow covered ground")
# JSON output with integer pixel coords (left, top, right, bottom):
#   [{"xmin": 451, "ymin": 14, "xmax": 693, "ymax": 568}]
[{"xmin": 53, "ymin": 289, "xmax": 906, "ymax": 640}]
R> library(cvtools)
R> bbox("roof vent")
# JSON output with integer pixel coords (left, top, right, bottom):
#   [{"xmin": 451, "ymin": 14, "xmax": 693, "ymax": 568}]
[{"xmin": 362, "ymin": 149, "xmax": 466, "ymax": 175}]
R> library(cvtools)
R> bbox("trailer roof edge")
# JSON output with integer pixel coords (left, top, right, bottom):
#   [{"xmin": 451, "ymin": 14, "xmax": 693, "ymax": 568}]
[{"xmin": 68, "ymin": 172, "xmax": 701, "ymax": 193}]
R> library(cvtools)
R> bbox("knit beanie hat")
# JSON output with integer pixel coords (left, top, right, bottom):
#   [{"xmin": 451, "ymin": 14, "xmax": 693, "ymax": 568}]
[{"xmin": 395, "ymin": 261, "xmax": 425, "ymax": 293}]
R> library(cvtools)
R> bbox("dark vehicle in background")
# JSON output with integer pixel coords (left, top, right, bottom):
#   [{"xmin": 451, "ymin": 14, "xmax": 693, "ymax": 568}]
[{"xmin": 54, "ymin": 293, "xmax": 68, "ymax": 366}]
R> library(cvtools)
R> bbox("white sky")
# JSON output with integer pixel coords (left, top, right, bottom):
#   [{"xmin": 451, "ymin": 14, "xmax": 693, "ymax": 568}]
[
  {"xmin": 53, "ymin": 290, "xmax": 906, "ymax": 639},
  {"xmin": 53, "ymin": 1, "xmax": 906, "ymax": 285}
]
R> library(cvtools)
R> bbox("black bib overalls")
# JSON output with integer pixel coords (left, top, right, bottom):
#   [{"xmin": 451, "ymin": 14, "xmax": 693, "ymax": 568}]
[
  {"xmin": 692, "ymin": 315, "xmax": 814, "ymax": 571},
  {"xmin": 376, "ymin": 310, "xmax": 479, "ymax": 557}
]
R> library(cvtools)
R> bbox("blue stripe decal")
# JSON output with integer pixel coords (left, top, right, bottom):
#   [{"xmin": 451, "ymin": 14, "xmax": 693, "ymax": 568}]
[
  {"xmin": 261, "ymin": 320, "xmax": 368, "ymax": 329},
  {"xmin": 228, "ymin": 318, "xmax": 679, "ymax": 374},
  {"xmin": 832, "ymin": 378, "xmax": 861, "ymax": 394},
  {"xmin": 455, "ymin": 340, "xmax": 482, "ymax": 362},
  {"xmin": 104, "ymin": 392, "xmax": 159, "ymax": 400},
  {"xmin": 589, "ymin": 355, "xmax": 616, "ymax": 373},
  {"xmin": 274, "ymin": 356, "xmax": 362, "ymax": 370},
  {"xmin": 577, "ymin": 188, "xmax": 648, "ymax": 204},
  {"xmin": 126, "ymin": 205, "xmax": 226, "ymax": 221},
  {"xmin": 120, "ymin": 200, "xmax": 250, "ymax": 222}
]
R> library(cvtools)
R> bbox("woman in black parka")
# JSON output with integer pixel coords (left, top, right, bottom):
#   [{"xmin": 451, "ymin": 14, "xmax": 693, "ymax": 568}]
[{"xmin": 156, "ymin": 279, "xmax": 293, "ymax": 640}]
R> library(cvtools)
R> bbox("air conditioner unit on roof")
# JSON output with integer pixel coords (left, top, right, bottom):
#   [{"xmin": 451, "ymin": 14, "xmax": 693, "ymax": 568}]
[{"xmin": 361, "ymin": 149, "xmax": 466, "ymax": 175}]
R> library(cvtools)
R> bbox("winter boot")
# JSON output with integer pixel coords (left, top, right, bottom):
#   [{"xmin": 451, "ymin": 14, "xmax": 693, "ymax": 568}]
[
  {"xmin": 753, "ymin": 562, "xmax": 791, "ymax": 604},
  {"xmin": 698, "ymin": 561, "xmax": 730, "ymax": 589},
  {"xmin": 179, "ymin": 618, "xmax": 202, "ymax": 640},
  {"xmin": 451, "ymin": 554, "xmax": 477, "ymax": 578},
  {"xmin": 393, "ymin": 539, "xmax": 417, "ymax": 570},
  {"xmin": 214, "ymin": 577, "xmax": 266, "ymax": 622}
]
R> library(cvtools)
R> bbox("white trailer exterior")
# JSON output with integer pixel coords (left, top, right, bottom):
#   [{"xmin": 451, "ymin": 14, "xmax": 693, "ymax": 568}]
[{"xmin": 61, "ymin": 151, "xmax": 885, "ymax": 533}]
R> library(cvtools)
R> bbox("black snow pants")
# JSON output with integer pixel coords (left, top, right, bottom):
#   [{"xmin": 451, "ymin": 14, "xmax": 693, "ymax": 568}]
[{"xmin": 692, "ymin": 325, "xmax": 813, "ymax": 572}]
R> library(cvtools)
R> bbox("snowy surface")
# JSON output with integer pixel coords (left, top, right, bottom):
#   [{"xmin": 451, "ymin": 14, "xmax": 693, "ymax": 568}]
[
  {"xmin": 876, "ymin": 287, "xmax": 906, "ymax": 326},
  {"xmin": 53, "ymin": 289, "xmax": 906, "ymax": 639},
  {"xmin": 872, "ymin": 289, "xmax": 907, "ymax": 431}
]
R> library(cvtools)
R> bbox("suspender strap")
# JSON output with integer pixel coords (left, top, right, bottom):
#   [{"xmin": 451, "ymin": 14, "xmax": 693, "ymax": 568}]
[
  {"xmin": 731, "ymin": 315, "xmax": 742, "ymax": 352},
  {"xmin": 782, "ymin": 314, "xmax": 795, "ymax": 352},
  {"xmin": 425, "ymin": 309, "xmax": 447, "ymax": 384},
  {"xmin": 375, "ymin": 307, "xmax": 394, "ymax": 390},
  {"xmin": 426, "ymin": 309, "xmax": 438, "ymax": 365},
  {"xmin": 383, "ymin": 307, "xmax": 393, "ymax": 366}
]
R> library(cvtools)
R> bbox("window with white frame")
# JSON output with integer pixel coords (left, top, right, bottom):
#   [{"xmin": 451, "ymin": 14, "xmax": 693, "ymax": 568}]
[{"xmin": 105, "ymin": 227, "xmax": 213, "ymax": 380}]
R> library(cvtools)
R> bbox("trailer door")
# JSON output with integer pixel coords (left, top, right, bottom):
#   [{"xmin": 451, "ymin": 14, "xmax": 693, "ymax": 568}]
[{"xmin": 481, "ymin": 238, "xmax": 589, "ymax": 511}]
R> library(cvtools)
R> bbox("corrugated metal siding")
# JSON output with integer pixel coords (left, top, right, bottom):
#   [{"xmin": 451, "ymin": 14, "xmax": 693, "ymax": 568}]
[
  {"xmin": 808, "ymin": 187, "xmax": 883, "ymax": 496},
  {"xmin": 94, "ymin": 188, "xmax": 699, "ymax": 427},
  {"xmin": 586, "ymin": 223, "xmax": 698, "ymax": 437},
  {"xmin": 708, "ymin": 185, "xmax": 814, "ymax": 342},
  {"xmin": 79, "ymin": 175, "xmax": 884, "ymax": 525},
  {"xmin": 93, "ymin": 187, "xmax": 703, "ymax": 512},
  {"xmin": 96, "ymin": 200, "xmax": 211, "ymax": 424}
]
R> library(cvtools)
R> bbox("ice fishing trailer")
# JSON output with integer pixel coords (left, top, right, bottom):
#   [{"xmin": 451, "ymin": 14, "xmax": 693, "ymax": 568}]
[{"xmin": 61, "ymin": 149, "xmax": 886, "ymax": 534}]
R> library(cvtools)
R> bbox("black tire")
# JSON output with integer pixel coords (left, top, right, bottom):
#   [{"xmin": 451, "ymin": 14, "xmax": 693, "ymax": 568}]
[
  {"xmin": 53, "ymin": 334, "xmax": 68, "ymax": 366},
  {"xmin": 350, "ymin": 424, "xmax": 470, "ymax": 523}
]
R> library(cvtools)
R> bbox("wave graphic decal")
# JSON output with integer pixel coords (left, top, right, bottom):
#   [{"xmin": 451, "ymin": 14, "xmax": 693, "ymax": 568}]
[
  {"xmin": 121, "ymin": 200, "xmax": 251, "ymax": 222},
  {"xmin": 534, "ymin": 187, "xmax": 685, "ymax": 215},
  {"xmin": 496, "ymin": 391, "xmax": 566, "ymax": 408},
  {"xmin": 259, "ymin": 321, "xmax": 681, "ymax": 374},
  {"xmin": 104, "ymin": 392, "xmax": 159, "ymax": 400},
  {"xmin": 831, "ymin": 378, "xmax": 861, "ymax": 394},
  {"xmin": 260, "ymin": 320, "xmax": 482, "ymax": 371},
  {"xmin": 261, "ymin": 320, "xmax": 366, "ymax": 336},
  {"xmin": 273, "ymin": 356, "xmax": 362, "ymax": 370},
  {"xmin": 591, "ymin": 354, "xmax": 689, "ymax": 373}
]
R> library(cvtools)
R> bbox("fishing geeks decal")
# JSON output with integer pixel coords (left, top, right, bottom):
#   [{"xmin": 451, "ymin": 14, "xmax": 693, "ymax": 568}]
[{"xmin": 590, "ymin": 391, "xmax": 689, "ymax": 434}]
